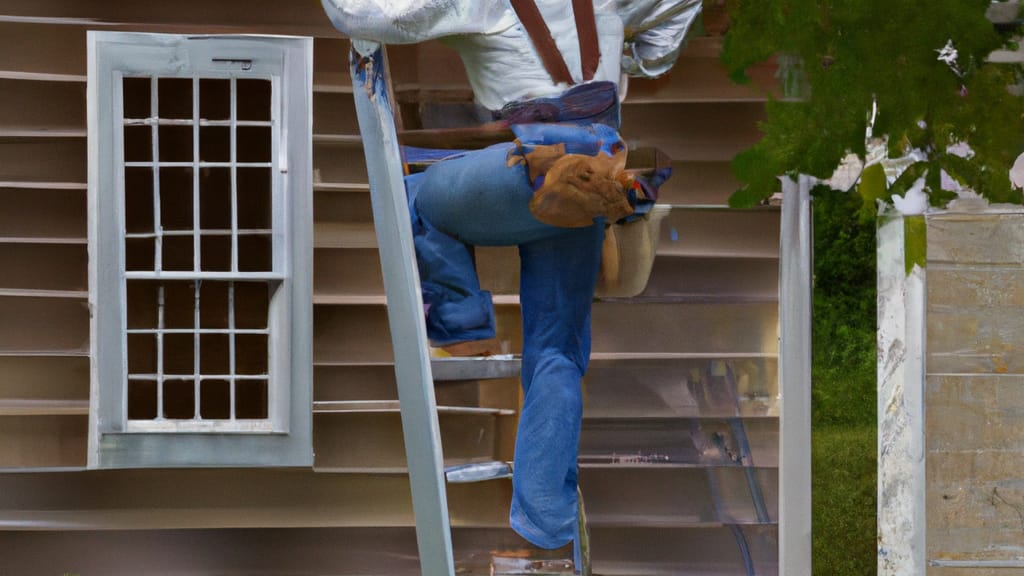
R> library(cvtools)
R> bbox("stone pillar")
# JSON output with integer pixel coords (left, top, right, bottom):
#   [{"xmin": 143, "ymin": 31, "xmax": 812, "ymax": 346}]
[{"xmin": 878, "ymin": 204, "xmax": 1024, "ymax": 574}]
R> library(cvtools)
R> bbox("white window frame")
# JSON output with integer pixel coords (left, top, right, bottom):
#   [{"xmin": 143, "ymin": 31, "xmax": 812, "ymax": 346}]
[{"xmin": 87, "ymin": 32, "xmax": 313, "ymax": 468}]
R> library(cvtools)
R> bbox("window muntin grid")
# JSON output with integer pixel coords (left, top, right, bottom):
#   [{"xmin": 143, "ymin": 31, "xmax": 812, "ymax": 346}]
[
  {"xmin": 89, "ymin": 33, "xmax": 312, "ymax": 468},
  {"xmin": 121, "ymin": 75, "xmax": 279, "ymax": 432}
]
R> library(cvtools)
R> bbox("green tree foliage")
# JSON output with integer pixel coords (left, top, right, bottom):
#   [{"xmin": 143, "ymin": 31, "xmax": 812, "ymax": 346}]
[
  {"xmin": 811, "ymin": 186, "xmax": 876, "ymax": 427},
  {"xmin": 721, "ymin": 0, "xmax": 1024, "ymax": 207}
]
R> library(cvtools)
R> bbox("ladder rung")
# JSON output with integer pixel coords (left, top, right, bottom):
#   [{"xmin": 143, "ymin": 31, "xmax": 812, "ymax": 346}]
[
  {"xmin": 313, "ymin": 400, "xmax": 515, "ymax": 417},
  {"xmin": 445, "ymin": 461, "xmax": 512, "ymax": 483},
  {"xmin": 431, "ymin": 356, "xmax": 521, "ymax": 381},
  {"xmin": 491, "ymin": 556, "xmax": 575, "ymax": 575}
]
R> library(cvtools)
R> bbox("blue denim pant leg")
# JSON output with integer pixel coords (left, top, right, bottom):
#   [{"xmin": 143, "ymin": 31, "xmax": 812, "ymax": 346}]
[
  {"xmin": 410, "ymin": 143, "xmax": 604, "ymax": 548},
  {"xmin": 406, "ymin": 172, "xmax": 495, "ymax": 346},
  {"xmin": 409, "ymin": 144, "xmax": 564, "ymax": 345},
  {"xmin": 510, "ymin": 223, "xmax": 604, "ymax": 549}
]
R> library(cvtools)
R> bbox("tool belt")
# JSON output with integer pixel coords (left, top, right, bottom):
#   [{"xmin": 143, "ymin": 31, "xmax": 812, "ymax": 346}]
[{"xmin": 494, "ymin": 81, "xmax": 620, "ymax": 130}]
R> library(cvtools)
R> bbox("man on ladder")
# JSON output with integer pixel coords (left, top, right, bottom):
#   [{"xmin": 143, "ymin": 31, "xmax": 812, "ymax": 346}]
[{"xmin": 322, "ymin": 0, "xmax": 702, "ymax": 569}]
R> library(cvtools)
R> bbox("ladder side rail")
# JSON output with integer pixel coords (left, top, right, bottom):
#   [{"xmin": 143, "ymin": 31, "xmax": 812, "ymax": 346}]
[{"xmin": 348, "ymin": 40, "xmax": 456, "ymax": 576}]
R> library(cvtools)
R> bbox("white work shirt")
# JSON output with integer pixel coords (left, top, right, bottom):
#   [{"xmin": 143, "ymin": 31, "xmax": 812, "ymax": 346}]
[{"xmin": 321, "ymin": 0, "xmax": 702, "ymax": 111}]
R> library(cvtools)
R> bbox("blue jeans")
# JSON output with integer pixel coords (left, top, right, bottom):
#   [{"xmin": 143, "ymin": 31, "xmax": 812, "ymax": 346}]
[{"xmin": 407, "ymin": 142, "xmax": 604, "ymax": 549}]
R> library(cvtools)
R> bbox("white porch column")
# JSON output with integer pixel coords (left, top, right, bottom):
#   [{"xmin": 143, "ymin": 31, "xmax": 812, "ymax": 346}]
[{"xmin": 876, "ymin": 208, "xmax": 927, "ymax": 575}]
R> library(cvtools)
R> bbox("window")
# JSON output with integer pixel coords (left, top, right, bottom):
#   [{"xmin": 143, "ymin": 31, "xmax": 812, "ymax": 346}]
[{"xmin": 88, "ymin": 32, "xmax": 313, "ymax": 468}]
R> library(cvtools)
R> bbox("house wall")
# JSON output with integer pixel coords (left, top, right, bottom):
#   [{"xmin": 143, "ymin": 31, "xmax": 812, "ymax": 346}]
[{"xmin": 0, "ymin": 1, "xmax": 782, "ymax": 574}]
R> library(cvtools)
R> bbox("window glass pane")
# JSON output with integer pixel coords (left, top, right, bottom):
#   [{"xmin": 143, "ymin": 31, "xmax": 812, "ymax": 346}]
[
  {"xmin": 236, "ymin": 379, "xmax": 268, "ymax": 419},
  {"xmin": 159, "ymin": 168, "xmax": 194, "ymax": 230},
  {"xmin": 199, "ymin": 79, "xmax": 230, "ymax": 121},
  {"xmin": 124, "ymin": 167, "xmax": 154, "ymax": 233},
  {"xmin": 236, "ymin": 79, "xmax": 271, "ymax": 121},
  {"xmin": 234, "ymin": 282, "xmax": 269, "ymax": 329},
  {"xmin": 200, "ymin": 234, "xmax": 232, "ymax": 272},
  {"xmin": 162, "ymin": 235, "xmax": 194, "ymax": 272},
  {"xmin": 199, "ymin": 333, "xmax": 229, "ymax": 374},
  {"xmin": 199, "ymin": 126, "xmax": 230, "ymax": 163},
  {"xmin": 127, "ymin": 379, "xmax": 158, "ymax": 420},
  {"xmin": 200, "ymin": 379, "xmax": 231, "ymax": 419},
  {"xmin": 237, "ymin": 168, "xmax": 271, "ymax": 229},
  {"xmin": 238, "ymin": 234, "xmax": 272, "ymax": 272},
  {"xmin": 122, "ymin": 77, "xmax": 151, "ymax": 120},
  {"xmin": 164, "ymin": 378, "xmax": 196, "ymax": 419},
  {"xmin": 163, "ymin": 333, "xmax": 194, "ymax": 376},
  {"xmin": 125, "ymin": 237, "xmax": 155, "ymax": 271},
  {"xmin": 126, "ymin": 281, "xmax": 158, "ymax": 330},
  {"xmin": 199, "ymin": 168, "xmax": 232, "ymax": 230},
  {"xmin": 235, "ymin": 334, "xmax": 267, "ymax": 375},
  {"xmin": 123, "ymin": 125, "xmax": 152, "ymax": 163},
  {"xmin": 158, "ymin": 78, "xmax": 193, "ymax": 120},
  {"xmin": 158, "ymin": 125, "xmax": 193, "ymax": 163},
  {"xmin": 199, "ymin": 281, "xmax": 230, "ymax": 329},
  {"xmin": 163, "ymin": 281, "xmax": 195, "ymax": 330},
  {"xmin": 126, "ymin": 333, "xmax": 157, "ymax": 374},
  {"xmin": 236, "ymin": 126, "xmax": 271, "ymax": 163}
]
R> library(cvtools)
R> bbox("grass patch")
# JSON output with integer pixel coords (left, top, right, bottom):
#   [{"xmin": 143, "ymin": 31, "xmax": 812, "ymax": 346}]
[
  {"xmin": 813, "ymin": 426, "xmax": 877, "ymax": 575},
  {"xmin": 811, "ymin": 188, "xmax": 877, "ymax": 574}
]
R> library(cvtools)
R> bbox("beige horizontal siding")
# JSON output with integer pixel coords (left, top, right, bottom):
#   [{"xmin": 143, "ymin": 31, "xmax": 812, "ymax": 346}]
[{"xmin": 0, "ymin": 7, "xmax": 780, "ymax": 575}]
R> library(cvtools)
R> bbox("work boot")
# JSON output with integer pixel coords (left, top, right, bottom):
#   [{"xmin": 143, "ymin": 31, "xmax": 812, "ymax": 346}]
[
  {"xmin": 491, "ymin": 539, "xmax": 575, "ymax": 575},
  {"xmin": 574, "ymin": 486, "xmax": 592, "ymax": 576},
  {"xmin": 433, "ymin": 337, "xmax": 503, "ymax": 358}
]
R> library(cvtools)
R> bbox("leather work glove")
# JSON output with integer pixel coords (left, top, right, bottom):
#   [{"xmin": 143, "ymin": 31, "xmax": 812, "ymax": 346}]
[{"xmin": 528, "ymin": 150, "xmax": 633, "ymax": 228}]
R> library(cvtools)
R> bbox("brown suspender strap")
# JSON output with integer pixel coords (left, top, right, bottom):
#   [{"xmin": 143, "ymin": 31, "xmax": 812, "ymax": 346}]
[
  {"xmin": 509, "ymin": 0, "xmax": 601, "ymax": 85},
  {"xmin": 510, "ymin": 0, "xmax": 574, "ymax": 85},
  {"xmin": 572, "ymin": 0, "xmax": 600, "ymax": 82}
]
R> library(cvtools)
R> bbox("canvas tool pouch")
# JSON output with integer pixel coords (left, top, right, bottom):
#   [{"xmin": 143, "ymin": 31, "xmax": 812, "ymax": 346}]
[
  {"xmin": 594, "ymin": 204, "xmax": 669, "ymax": 298},
  {"xmin": 594, "ymin": 150, "xmax": 672, "ymax": 297}
]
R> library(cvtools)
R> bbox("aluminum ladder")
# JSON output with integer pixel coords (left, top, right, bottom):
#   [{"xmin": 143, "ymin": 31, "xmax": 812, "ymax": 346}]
[{"xmin": 348, "ymin": 40, "xmax": 590, "ymax": 576}]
